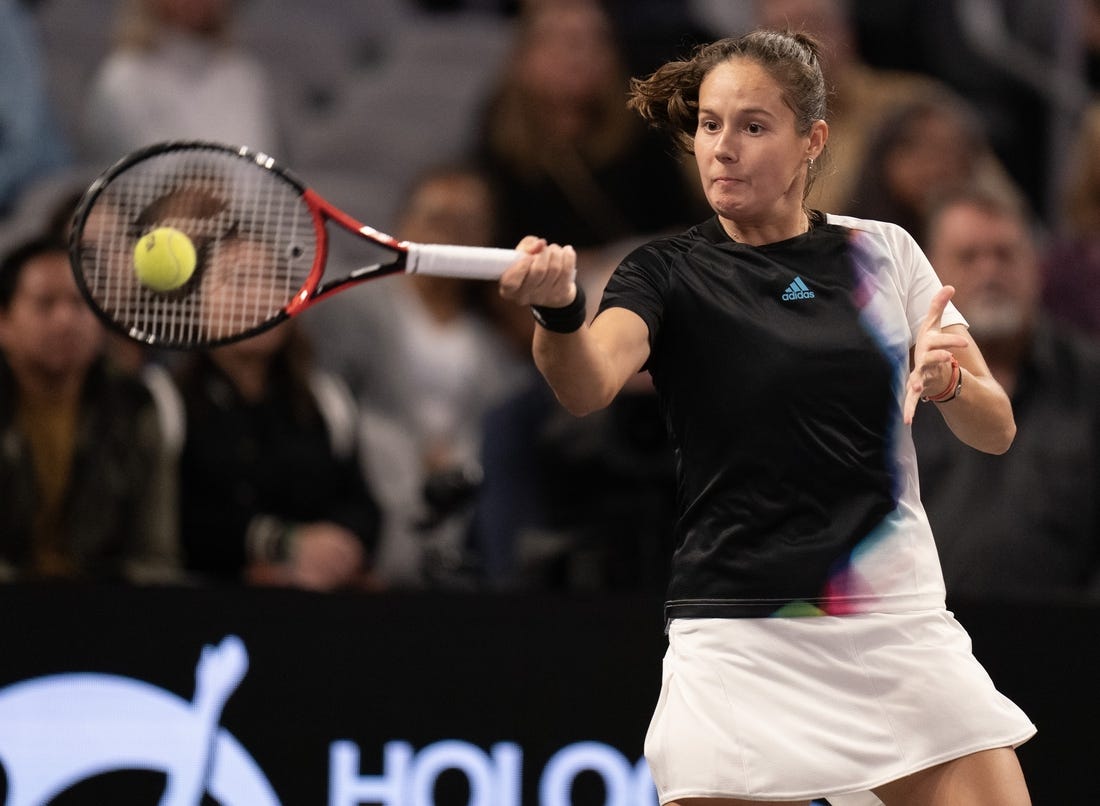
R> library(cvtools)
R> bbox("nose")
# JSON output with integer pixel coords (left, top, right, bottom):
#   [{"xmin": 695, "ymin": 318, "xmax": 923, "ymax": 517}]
[
  {"xmin": 969, "ymin": 250, "xmax": 1005, "ymax": 285},
  {"xmin": 712, "ymin": 129, "xmax": 737, "ymax": 163},
  {"xmin": 50, "ymin": 295, "xmax": 93, "ymax": 329},
  {"xmin": 699, "ymin": 124, "xmax": 734, "ymax": 161}
]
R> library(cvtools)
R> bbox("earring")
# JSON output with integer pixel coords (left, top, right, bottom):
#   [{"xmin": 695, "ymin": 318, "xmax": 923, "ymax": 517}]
[{"xmin": 808, "ymin": 156, "xmax": 815, "ymax": 167}]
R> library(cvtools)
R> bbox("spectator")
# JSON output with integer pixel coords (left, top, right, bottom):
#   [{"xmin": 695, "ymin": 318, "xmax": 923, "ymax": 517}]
[
  {"xmin": 169, "ymin": 333, "xmax": 377, "ymax": 593},
  {"xmin": 306, "ymin": 165, "xmax": 525, "ymax": 588},
  {"xmin": 1041, "ymin": 101, "xmax": 1100, "ymax": 336},
  {"xmin": 0, "ymin": 234, "xmax": 180, "ymax": 583},
  {"xmin": 81, "ymin": 0, "xmax": 279, "ymax": 164},
  {"xmin": 164, "ymin": 237, "xmax": 381, "ymax": 592},
  {"xmin": 848, "ymin": 89, "xmax": 1019, "ymax": 247},
  {"xmin": 0, "ymin": 0, "xmax": 70, "ymax": 219},
  {"xmin": 473, "ymin": 0, "xmax": 707, "ymax": 249},
  {"xmin": 471, "ymin": 242, "xmax": 676, "ymax": 592},
  {"xmin": 913, "ymin": 185, "xmax": 1100, "ymax": 601}
]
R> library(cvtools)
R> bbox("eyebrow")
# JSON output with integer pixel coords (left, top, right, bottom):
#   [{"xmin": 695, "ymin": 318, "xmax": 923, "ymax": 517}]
[{"xmin": 697, "ymin": 105, "xmax": 779, "ymax": 119}]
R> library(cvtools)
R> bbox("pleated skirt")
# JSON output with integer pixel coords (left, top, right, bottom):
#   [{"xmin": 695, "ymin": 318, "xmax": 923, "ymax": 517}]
[{"xmin": 644, "ymin": 610, "xmax": 1036, "ymax": 804}]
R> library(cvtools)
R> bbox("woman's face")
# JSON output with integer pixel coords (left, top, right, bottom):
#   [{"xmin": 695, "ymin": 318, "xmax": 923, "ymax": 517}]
[{"xmin": 693, "ymin": 58, "xmax": 818, "ymax": 227}]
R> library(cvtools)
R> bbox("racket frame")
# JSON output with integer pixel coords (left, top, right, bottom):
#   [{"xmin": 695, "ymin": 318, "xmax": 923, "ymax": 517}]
[{"xmin": 68, "ymin": 141, "xmax": 441, "ymax": 349}]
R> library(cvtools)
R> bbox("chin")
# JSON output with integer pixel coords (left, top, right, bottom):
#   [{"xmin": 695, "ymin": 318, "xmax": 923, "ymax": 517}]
[{"xmin": 965, "ymin": 304, "xmax": 1028, "ymax": 341}]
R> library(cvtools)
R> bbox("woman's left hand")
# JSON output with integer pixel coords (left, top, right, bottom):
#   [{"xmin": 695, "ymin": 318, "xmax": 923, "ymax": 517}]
[{"xmin": 903, "ymin": 285, "xmax": 969, "ymax": 424}]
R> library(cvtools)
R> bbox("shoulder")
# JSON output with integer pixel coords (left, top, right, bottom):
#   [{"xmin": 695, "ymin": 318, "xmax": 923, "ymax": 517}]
[
  {"xmin": 823, "ymin": 213, "xmax": 925, "ymax": 262},
  {"xmin": 620, "ymin": 220, "xmax": 720, "ymax": 269},
  {"xmin": 92, "ymin": 361, "xmax": 156, "ymax": 410},
  {"xmin": 308, "ymin": 369, "xmax": 360, "ymax": 460},
  {"xmin": 824, "ymin": 213, "xmax": 913, "ymax": 241},
  {"xmin": 93, "ymin": 48, "xmax": 153, "ymax": 82}
]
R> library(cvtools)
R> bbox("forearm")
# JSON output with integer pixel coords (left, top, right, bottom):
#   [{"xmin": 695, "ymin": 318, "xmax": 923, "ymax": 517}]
[
  {"xmin": 532, "ymin": 326, "xmax": 622, "ymax": 417},
  {"xmin": 931, "ymin": 367, "xmax": 1016, "ymax": 454}
]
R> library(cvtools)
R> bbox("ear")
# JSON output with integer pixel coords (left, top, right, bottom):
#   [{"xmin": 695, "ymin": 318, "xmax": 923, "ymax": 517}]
[{"xmin": 807, "ymin": 119, "xmax": 829, "ymax": 161}]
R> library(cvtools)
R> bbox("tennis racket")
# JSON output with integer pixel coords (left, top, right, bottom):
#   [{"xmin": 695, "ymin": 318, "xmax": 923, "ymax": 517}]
[{"xmin": 68, "ymin": 140, "xmax": 521, "ymax": 349}]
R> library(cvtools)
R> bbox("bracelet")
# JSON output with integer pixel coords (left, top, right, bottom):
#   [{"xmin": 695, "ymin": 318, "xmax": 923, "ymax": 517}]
[
  {"xmin": 921, "ymin": 355, "xmax": 963, "ymax": 403},
  {"xmin": 532, "ymin": 284, "xmax": 587, "ymax": 333}
]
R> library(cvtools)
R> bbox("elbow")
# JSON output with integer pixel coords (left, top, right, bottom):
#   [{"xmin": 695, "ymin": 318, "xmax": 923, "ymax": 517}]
[
  {"xmin": 974, "ymin": 412, "xmax": 1015, "ymax": 455},
  {"xmin": 555, "ymin": 389, "xmax": 614, "ymax": 418},
  {"xmin": 551, "ymin": 376, "xmax": 621, "ymax": 418},
  {"xmin": 986, "ymin": 419, "xmax": 1016, "ymax": 455}
]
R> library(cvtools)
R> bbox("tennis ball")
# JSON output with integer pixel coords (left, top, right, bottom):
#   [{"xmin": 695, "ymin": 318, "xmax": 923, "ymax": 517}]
[{"xmin": 133, "ymin": 227, "xmax": 196, "ymax": 292}]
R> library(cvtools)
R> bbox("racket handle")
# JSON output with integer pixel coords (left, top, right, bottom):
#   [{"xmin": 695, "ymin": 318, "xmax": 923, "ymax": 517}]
[{"xmin": 406, "ymin": 243, "xmax": 521, "ymax": 281}]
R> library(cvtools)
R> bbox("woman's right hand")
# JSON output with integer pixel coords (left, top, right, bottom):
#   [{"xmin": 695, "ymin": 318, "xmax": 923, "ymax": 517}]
[{"xmin": 499, "ymin": 236, "xmax": 578, "ymax": 308}]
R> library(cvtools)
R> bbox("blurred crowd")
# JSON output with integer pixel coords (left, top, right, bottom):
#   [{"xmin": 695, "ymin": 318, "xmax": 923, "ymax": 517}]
[{"xmin": 2, "ymin": 0, "xmax": 1099, "ymax": 604}]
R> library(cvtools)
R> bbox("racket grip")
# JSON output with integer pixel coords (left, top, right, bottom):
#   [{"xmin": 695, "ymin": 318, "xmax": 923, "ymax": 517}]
[{"xmin": 406, "ymin": 243, "xmax": 521, "ymax": 280}]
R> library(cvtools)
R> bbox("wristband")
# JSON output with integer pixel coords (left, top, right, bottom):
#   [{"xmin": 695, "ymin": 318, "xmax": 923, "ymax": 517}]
[
  {"xmin": 921, "ymin": 355, "xmax": 963, "ymax": 403},
  {"xmin": 532, "ymin": 284, "xmax": 587, "ymax": 333}
]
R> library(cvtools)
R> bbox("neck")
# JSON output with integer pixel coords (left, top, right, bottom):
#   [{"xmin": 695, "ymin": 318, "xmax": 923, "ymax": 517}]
[
  {"xmin": 409, "ymin": 276, "xmax": 467, "ymax": 324},
  {"xmin": 721, "ymin": 209, "xmax": 811, "ymax": 246},
  {"xmin": 10, "ymin": 364, "xmax": 86, "ymax": 407}
]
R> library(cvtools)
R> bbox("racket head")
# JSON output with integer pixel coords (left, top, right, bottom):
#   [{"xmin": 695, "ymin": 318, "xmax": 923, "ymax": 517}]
[{"xmin": 69, "ymin": 141, "xmax": 325, "ymax": 349}]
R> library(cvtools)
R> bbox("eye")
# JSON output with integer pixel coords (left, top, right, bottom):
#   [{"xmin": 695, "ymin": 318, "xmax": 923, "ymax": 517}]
[
  {"xmin": 745, "ymin": 122, "xmax": 765, "ymax": 135},
  {"xmin": 699, "ymin": 119, "xmax": 720, "ymax": 133}
]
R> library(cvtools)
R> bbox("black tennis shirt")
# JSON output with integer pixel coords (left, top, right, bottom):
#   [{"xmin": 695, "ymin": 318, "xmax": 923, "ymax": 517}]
[{"xmin": 598, "ymin": 215, "xmax": 949, "ymax": 619}]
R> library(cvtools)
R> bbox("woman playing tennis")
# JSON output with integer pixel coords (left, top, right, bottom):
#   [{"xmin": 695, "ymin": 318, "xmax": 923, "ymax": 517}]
[{"xmin": 499, "ymin": 29, "xmax": 1034, "ymax": 806}]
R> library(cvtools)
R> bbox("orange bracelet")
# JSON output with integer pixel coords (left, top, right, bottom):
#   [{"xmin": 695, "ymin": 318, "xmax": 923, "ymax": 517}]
[{"xmin": 921, "ymin": 355, "xmax": 962, "ymax": 403}]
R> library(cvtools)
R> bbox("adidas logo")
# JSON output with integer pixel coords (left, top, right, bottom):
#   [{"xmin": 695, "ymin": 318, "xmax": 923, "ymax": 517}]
[{"xmin": 781, "ymin": 276, "xmax": 816, "ymax": 301}]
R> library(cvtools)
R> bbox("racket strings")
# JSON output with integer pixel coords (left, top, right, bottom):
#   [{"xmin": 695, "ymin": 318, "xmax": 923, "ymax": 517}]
[{"xmin": 75, "ymin": 146, "xmax": 317, "ymax": 347}]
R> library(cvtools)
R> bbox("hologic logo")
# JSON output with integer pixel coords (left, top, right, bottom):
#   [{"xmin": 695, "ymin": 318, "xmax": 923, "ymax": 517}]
[{"xmin": 0, "ymin": 635, "xmax": 279, "ymax": 806}]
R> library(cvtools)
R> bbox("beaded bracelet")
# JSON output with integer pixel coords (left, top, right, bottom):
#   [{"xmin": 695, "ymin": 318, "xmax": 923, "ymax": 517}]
[
  {"xmin": 921, "ymin": 355, "xmax": 963, "ymax": 403},
  {"xmin": 532, "ymin": 284, "xmax": 587, "ymax": 334}
]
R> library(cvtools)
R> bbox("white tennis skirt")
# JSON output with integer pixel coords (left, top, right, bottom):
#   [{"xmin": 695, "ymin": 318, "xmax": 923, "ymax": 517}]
[{"xmin": 644, "ymin": 610, "xmax": 1035, "ymax": 804}]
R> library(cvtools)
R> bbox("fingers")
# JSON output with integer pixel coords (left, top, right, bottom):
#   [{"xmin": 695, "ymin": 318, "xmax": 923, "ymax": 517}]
[
  {"xmin": 924, "ymin": 285, "xmax": 955, "ymax": 328},
  {"xmin": 907, "ymin": 285, "xmax": 966, "ymax": 418},
  {"xmin": 290, "ymin": 526, "xmax": 365, "ymax": 591},
  {"xmin": 499, "ymin": 237, "xmax": 577, "ymax": 308},
  {"xmin": 902, "ymin": 376, "xmax": 921, "ymax": 425}
]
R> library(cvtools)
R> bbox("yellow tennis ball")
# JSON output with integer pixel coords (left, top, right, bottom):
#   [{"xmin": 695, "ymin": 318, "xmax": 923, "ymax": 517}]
[{"xmin": 133, "ymin": 227, "xmax": 196, "ymax": 292}]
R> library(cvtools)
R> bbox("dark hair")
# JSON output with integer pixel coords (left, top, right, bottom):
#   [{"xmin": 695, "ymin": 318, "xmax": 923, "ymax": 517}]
[
  {"xmin": 849, "ymin": 90, "xmax": 992, "ymax": 243},
  {"xmin": 628, "ymin": 30, "xmax": 827, "ymax": 152},
  {"xmin": 0, "ymin": 234, "xmax": 69, "ymax": 310}
]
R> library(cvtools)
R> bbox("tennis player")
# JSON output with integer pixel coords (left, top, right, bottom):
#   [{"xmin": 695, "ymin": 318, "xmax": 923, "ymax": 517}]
[{"xmin": 499, "ymin": 29, "xmax": 1035, "ymax": 806}]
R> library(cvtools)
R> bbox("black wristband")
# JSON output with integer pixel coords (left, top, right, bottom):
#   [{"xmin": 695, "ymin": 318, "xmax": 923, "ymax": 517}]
[{"xmin": 532, "ymin": 285, "xmax": 587, "ymax": 333}]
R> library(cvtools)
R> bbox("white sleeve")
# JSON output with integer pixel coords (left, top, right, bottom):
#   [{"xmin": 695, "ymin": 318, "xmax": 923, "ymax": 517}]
[
  {"xmin": 887, "ymin": 222, "xmax": 967, "ymax": 342},
  {"xmin": 832, "ymin": 214, "xmax": 968, "ymax": 345}
]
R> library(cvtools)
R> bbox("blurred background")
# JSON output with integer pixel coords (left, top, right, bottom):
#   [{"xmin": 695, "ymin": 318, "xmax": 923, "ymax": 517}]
[{"xmin": 1, "ymin": 0, "xmax": 1099, "ymax": 803}]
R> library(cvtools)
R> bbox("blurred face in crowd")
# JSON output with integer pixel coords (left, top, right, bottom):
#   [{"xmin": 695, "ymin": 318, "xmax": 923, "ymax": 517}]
[
  {"xmin": 694, "ymin": 58, "xmax": 823, "ymax": 227},
  {"xmin": 927, "ymin": 201, "xmax": 1040, "ymax": 341},
  {"xmin": 517, "ymin": 2, "xmax": 619, "ymax": 107},
  {"xmin": 756, "ymin": 0, "xmax": 852, "ymax": 75},
  {"xmin": 0, "ymin": 250, "xmax": 105, "ymax": 384},
  {"xmin": 883, "ymin": 108, "xmax": 978, "ymax": 216},
  {"xmin": 399, "ymin": 170, "xmax": 498, "ymax": 312},
  {"xmin": 202, "ymin": 237, "xmax": 287, "ymax": 347},
  {"xmin": 398, "ymin": 172, "xmax": 496, "ymax": 248},
  {"xmin": 152, "ymin": 0, "xmax": 230, "ymax": 36}
]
